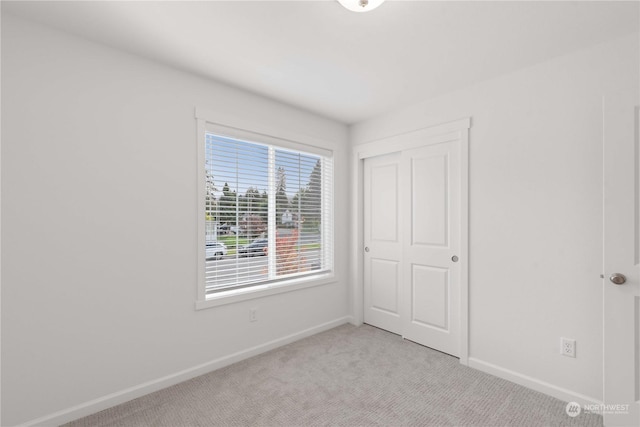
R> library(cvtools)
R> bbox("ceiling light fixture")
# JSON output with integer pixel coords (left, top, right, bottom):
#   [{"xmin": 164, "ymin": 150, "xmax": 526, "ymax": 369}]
[{"xmin": 337, "ymin": 0, "xmax": 385, "ymax": 13}]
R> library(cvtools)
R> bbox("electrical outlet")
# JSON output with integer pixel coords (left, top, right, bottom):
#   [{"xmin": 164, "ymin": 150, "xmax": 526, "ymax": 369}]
[
  {"xmin": 561, "ymin": 337, "xmax": 576, "ymax": 358},
  {"xmin": 249, "ymin": 308, "xmax": 258, "ymax": 322}
]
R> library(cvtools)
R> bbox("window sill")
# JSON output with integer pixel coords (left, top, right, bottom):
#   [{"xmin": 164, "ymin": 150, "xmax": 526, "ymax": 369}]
[{"xmin": 195, "ymin": 272, "xmax": 336, "ymax": 310}]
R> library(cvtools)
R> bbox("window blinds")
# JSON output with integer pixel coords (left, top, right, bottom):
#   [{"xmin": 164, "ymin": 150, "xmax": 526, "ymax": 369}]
[{"xmin": 204, "ymin": 133, "xmax": 333, "ymax": 295}]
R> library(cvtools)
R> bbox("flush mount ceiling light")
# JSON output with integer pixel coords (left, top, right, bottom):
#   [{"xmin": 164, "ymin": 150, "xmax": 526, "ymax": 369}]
[{"xmin": 337, "ymin": 0, "xmax": 386, "ymax": 13}]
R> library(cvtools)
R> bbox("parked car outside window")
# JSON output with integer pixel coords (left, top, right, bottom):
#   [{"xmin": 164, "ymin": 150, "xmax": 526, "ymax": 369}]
[
  {"xmin": 206, "ymin": 241, "xmax": 227, "ymax": 260},
  {"xmin": 237, "ymin": 238, "xmax": 268, "ymax": 257}
]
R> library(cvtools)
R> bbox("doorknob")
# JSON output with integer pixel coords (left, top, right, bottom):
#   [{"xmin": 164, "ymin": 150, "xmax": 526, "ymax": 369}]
[
  {"xmin": 365, "ymin": 247, "xmax": 370, "ymax": 253},
  {"xmin": 609, "ymin": 273, "xmax": 627, "ymax": 285}
]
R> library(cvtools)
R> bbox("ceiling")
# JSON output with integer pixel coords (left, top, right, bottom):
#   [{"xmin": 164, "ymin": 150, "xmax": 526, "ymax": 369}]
[{"xmin": 4, "ymin": 0, "xmax": 639, "ymax": 124}]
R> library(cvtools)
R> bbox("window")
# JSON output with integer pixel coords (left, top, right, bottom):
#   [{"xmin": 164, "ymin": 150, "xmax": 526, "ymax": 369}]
[{"xmin": 197, "ymin": 117, "xmax": 333, "ymax": 304}]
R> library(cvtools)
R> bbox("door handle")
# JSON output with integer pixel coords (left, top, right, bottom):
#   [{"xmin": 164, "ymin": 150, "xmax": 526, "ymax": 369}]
[
  {"xmin": 609, "ymin": 273, "xmax": 627, "ymax": 285},
  {"xmin": 365, "ymin": 247, "xmax": 370, "ymax": 253}
]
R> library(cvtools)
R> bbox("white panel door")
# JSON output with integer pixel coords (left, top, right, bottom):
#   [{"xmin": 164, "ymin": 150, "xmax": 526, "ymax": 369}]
[
  {"xmin": 401, "ymin": 142, "xmax": 460, "ymax": 357},
  {"xmin": 603, "ymin": 94, "xmax": 639, "ymax": 426},
  {"xmin": 363, "ymin": 152, "xmax": 402, "ymax": 334}
]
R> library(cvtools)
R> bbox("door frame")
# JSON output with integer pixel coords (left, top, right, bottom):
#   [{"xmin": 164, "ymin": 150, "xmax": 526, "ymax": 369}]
[{"xmin": 350, "ymin": 117, "xmax": 471, "ymax": 365}]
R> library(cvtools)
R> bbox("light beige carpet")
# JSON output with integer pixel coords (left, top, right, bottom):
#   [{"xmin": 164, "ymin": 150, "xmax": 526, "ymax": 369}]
[{"xmin": 65, "ymin": 324, "xmax": 602, "ymax": 427}]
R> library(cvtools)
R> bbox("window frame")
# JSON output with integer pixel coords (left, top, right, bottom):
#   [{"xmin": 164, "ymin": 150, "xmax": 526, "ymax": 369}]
[{"xmin": 195, "ymin": 108, "xmax": 335, "ymax": 310}]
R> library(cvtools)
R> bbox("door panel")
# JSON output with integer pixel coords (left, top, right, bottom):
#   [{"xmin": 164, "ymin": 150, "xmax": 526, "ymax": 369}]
[
  {"xmin": 402, "ymin": 141, "xmax": 460, "ymax": 357},
  {"xmin": 411, "ymin": 265, "xmax": 448, "ymax": 330},
  {"xmin": 364, "ymin": 152, "xmax": 402, "ymax": 334},
  {"xmin": 370, "ymin": 164, "xmax": 399, "ymax": 242},
  {"xmin": 370, "ymin": 259, "xmax": 400, "ymax": 314},
  {"xmin": 412, "ymin": 154, "xmax": 449, "ymax": 247}
]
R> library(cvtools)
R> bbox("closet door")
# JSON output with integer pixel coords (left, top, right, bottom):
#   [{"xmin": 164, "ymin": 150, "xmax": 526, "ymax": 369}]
[
  {"xmin": 362, "ymin": 124, "xmax": 466, "ymax": 358},
  {"xmin": 363, "ymin": 152, "xmax": 402, "ymax": 334},
  {"xmin": 400, "ymin": 141, "xmax": 461, "ymax": 357}
]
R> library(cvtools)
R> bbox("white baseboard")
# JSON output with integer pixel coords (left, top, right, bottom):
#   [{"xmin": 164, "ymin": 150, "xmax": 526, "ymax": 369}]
[
  {"xmin": 345, "ymin": 315, "xmax": 359, "ymax": 326},
  {"xmin": 468, "ymin": 357, "xmax": 602, "ymax": 408},
  {"xmin": 21, "ymin": 316, "xmax": 351, "ymax": 427}
]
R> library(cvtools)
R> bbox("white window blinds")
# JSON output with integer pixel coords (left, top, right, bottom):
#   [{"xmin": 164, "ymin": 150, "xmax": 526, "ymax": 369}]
[{"xmin": 204, "ymin": 132, "xmax": 333, "ymax": 295}]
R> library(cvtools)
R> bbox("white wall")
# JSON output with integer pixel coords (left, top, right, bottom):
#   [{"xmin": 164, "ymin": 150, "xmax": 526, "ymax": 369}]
[
  {"xmin": 1, "ymin": 14, "xmax": 349, "ymax": 426},
  {"xmin": 351, "ymin": 32, "xmax": 639, "ymax": 403}
]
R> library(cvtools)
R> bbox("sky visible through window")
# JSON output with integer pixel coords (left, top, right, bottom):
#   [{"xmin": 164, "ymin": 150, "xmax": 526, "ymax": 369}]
[{"xmin": 205, "ymin": 134, "xmax": 318, "ymax": 199}]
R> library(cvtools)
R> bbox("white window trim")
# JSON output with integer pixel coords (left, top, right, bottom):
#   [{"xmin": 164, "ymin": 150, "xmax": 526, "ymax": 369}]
[
  {"xmin": 196, "ymin": 273, "xmax": 336, "ymax": 310},
  {"xmin": 195, "ymin": 108, "xmax": 335, "ymax": 310}
]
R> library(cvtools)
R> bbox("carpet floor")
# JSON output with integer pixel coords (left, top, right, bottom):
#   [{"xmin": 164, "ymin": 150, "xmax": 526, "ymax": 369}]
[{"xmin": 65, "ymin": 324, "xmax": 603, "ymax": 427}]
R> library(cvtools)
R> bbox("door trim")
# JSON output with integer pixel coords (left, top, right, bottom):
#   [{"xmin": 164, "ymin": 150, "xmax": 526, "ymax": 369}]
[{"xmin": 350, "ymin": 117, "xmax": 471, "ymax": 365}]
